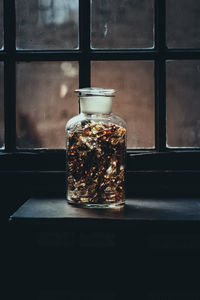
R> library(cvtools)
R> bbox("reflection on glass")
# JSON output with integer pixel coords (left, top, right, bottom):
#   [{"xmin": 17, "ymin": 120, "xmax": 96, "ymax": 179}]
[
  {"xmin": 167, "ymin": 61, "xmax": 200, "ymax": 147},
  {"xmin": 16, "ymin": 62, "xmax": 79, "ymax": 148},
  {"xmin": 92, "ymin": 0, "xmax": 154, "ymax": 49},
  {"xmin": 0, "ymin": 0, "xmax": 3, "ymax": 49},
  {"xmin": 16, "ymin": 0, "xmax": 79, "ymax": 49},
  {"xmin": 92, "ymin": 61, "xmax": 154, "ymax": 148},
  {"xmin": 0, "ymin": 62, "xmax": 4, "ymax": 148},
  {"xmin": 167, "ymin": 0, "xmax": 200, "ymax": 48}
]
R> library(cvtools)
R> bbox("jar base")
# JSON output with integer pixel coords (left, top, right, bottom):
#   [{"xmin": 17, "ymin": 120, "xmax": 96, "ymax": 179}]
[{"xmin": 67, "ymin": 199, "xmax": 125, "ymax": 209}]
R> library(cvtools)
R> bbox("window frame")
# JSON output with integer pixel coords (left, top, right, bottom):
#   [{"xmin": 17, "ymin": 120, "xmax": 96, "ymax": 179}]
[{"xmin": 1, "ymin": 0, "xmax": 200, "ymax": 195}]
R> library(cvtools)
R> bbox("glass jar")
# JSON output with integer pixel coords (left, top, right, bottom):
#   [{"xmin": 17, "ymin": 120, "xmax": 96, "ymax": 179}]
[{"xmin": 66, "ymin": 88, "xmax": 127, "ymax": 208}]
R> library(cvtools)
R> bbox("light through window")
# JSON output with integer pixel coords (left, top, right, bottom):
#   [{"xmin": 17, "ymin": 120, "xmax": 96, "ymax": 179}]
[{"xmin": 1, "ymin": 0, "xmax": 200, "ymax": 154}]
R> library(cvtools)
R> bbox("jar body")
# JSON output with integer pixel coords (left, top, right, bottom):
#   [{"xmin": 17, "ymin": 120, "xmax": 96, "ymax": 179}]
[{"xmin": 66, "ymin": 113, "xmax": 126, "ymax": 208}]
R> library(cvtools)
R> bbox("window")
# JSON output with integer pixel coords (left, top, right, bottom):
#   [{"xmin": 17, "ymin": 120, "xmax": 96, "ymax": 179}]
[{"xmin": 1, "ymin": 0, "xmax": 200, "ymax": 194}]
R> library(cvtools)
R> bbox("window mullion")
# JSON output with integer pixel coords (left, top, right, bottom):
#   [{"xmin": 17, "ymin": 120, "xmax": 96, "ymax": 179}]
[
  {"xmin": 79, "ymin": 0, "xmax": 90, "ymax": 88},
  {"xmin": 155, "ymin": 0, "xmax": 166, "ymax": 151},
  {"xmin": 4, "ymin": 0, "xmax": 16, "ymax": 152}
]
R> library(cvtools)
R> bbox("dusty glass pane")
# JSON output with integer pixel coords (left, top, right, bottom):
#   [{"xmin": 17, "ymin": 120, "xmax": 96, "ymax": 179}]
[
  {"xmin": 167, "ymin": 61, "xmax": 200, "ymax": 147},
  {"xmin": 0, "ymin": 0, "xmax": 3, "ymax": 49},
  {"xmin": 91, "ymin": 61, "xmax": 155, "ymax": 148},
  {"xmin": 0, "ymin": 62, "xmax": 3, "ymax": 148},
  {"xmin": 16, "ymin": 0, "xmax": 78, "ymax": 50},
  {"xmin": 167, "ymin": 0, "xmax": 200, "ymax": 48},
  {"xmin": 16, "ymin": 62, "xmax": 79, "ymax": 148},
  {"xmin": 91, "ymin": 0, "xmax": 154, "ymax": 49}
]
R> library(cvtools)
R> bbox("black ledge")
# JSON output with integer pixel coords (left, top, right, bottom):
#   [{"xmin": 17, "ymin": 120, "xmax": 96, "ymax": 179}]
[{"xmin": 9, "ymin": 197, "xmax": 200, "ymax": 231}]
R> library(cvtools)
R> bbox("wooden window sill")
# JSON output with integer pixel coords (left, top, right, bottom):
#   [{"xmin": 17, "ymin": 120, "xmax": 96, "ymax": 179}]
[{"xmin": 10, "ymin": 196, "xmax": 200, "ymax": 228}]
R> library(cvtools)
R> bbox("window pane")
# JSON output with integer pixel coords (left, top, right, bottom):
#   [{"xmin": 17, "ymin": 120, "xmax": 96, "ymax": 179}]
[
  {"xmin": 91, "ymin": 61, "xmax": 155, "ymax": 148},
  {"xmin": 0, "ymin": 0, "xmax": 3, "ymax": 49},
  {"xmin": 16, "ymin": 62, "xmax": 78, "ymax": 149},
  {"xmin": 0, "ymin": 62, "xmax": 4, "ymax": 148},
  {"xmin": 91, "ymin": 0, "xmax": 154, "ymax": 49},
  {"xmin": 167, "ymin": 61, "xmax": 200, "ymax": 147},
  {"xmin": 167, "ymin": 0, "xmax": 200, "ymax": 48},
  {"xmin": 16, "ymin": 0, "xmax": 78, "ymax": 50}
]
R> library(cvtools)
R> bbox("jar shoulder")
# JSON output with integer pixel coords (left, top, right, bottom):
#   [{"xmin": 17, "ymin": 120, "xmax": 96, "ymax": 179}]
[
  {"xmin": 65, "ymin": 113, "xmax": 85, "ymax": 130},
  {"xmin": 110, "ymin": 114, "xmax": 127, "ymax": 128},
  {"xmin": 66, "ymin": 113, "xmax": 126, "ymax": 131}
]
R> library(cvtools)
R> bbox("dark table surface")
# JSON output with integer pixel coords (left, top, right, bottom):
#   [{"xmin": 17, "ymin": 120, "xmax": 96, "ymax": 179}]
[
  {"xmin": 10, "ymin": 197, "xmax": 200, "ymax": 224},
  {"xmin": 9, "ymin": 197, "xmax": 200, "ymax": 299}
]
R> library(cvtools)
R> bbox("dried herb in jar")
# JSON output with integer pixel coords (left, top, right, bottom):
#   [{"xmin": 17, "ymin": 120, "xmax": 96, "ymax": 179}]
[{"xmin": 67, "ymin": 122, "xmax": 126, "ymax": 205}]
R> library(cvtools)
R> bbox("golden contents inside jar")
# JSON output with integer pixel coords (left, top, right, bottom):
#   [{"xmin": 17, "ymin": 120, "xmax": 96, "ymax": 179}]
[{"xmin": 67, "ymin": 121, "xmax": 126, "ymax": 206}]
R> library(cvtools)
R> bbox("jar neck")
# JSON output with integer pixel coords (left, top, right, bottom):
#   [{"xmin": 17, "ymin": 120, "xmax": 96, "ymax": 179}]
[{"xmin": 80, "ymin": 96, "xmax": 113, "ymax": 115}]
